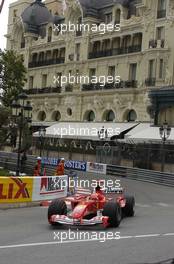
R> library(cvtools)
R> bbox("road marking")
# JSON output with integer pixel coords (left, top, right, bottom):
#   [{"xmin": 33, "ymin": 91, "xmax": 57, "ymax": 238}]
[
  {"xmin": 136, "ymin": 203, "xmax": 151, "ymax": 208},
  {"xmin": 156, "ymin": 203, "xmax": 171, "ymax": 207},
  {"xmin": 134, "ymin": 234, "xmax": 160, "ymax": 238},
  {"xmin": 0, "ymin": 233, "xmax": 174, "ymax": 250}
]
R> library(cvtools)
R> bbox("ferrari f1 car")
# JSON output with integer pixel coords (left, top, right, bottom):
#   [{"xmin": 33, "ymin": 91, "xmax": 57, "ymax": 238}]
[{"xmin": 48, "ymin": 186, "xmax": 135, "ymax": 228}]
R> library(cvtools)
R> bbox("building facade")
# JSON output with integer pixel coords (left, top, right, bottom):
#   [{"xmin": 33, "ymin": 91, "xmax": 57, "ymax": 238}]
[{"xmin": 6, "ymin": 0, "xmax": 174, "ymax": 126}]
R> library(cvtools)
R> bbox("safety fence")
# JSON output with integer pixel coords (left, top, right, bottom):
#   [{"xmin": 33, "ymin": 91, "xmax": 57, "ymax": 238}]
[
  {"xmin": 107, "ymin": 165, "xmax": 174, "ymax": 187},
  {"xmin": 0, "ymin": 151, "xmax": 174, "ymax": 187}
]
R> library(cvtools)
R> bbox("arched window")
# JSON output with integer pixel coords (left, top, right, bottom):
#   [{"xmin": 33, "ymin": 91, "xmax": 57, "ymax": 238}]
[
  {"xmin": 84, "ymin": 110, "xmax": 95, "ymax": 122},
  {"xmin": 52, "ymin": 111, "xmax": 61, "ymax": 121},
  {"xmin": 103, "ymin": 110, "xmax": 115, "ymax": 122},
  {"xmin": 106, "ymin": 110, "xmax": 115, "ymax": 122},
  {"xmin": 115, "ymin": 9, "xmax": 121, "ymax": 24},
  {"xmin": 38, "ymin": 111, "xmax": 46, "ymax": 121},
  {"xmin": 127, "ymin": 110, "xmax": 137, "ymax": 122}
]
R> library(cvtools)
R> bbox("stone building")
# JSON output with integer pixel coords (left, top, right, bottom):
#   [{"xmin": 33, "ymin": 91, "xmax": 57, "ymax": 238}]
[{"xmin": 6, "ymin": 0, "xmax": 174, "ymax": 128}]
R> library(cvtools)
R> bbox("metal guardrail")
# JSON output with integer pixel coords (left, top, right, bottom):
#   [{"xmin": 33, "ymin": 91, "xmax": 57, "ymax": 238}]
[
  {"xmin": 0, "ymin": 151, "xmax": 174, "ymax": 187},
  {"xmin": 107, "ymin": 165, "xmax": 174, "ymax": 187}
]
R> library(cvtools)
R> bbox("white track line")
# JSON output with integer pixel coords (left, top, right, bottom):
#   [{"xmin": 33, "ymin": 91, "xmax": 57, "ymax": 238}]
[{"xmin": 0, "ymin": 233, "xmax": 174, "ymax": 250}]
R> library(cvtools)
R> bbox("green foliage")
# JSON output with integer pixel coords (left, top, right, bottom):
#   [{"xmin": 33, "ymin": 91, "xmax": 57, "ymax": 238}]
[
  {"xmin": 0, "ymin": 106, "xmax": 11, "ymax": 148},
  {"xmin": 0, "ymin": 168, "xmax": 9, "ymax": 176},
  {"xmin": 0, "ymin": 50, "xmax": 27, "ymax": 107}
]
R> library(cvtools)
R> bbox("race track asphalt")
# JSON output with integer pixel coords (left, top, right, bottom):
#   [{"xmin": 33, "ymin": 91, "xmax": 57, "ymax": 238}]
[{"xmin": 0, "ymin": 175, "xmax": 174, "ymax": 264}]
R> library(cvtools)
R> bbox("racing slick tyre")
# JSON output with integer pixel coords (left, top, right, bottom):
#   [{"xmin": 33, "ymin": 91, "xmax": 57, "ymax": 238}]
[
  {"xmin": 48, "ymin": 199, "xmax": 67, "ymax": 225},
  {"xmin": 123, "ymin": 196, "xmax": 135, "ymax": 217},
  {"xmin": 102, "ymin": 202, "xmax": 121, "ymax": 227}
]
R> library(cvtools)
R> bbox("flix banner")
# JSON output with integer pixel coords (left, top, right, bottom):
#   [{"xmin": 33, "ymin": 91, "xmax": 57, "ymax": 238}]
[
  {"xmin": 0, "ymin": 177, "xmax": 33, "ymax": 203},
  {"xmin": 0, "ymin": 176, "xmax": 68, "ymax": 203}
]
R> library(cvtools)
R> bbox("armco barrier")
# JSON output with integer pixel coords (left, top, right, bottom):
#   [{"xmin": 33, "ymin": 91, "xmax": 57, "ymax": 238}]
[
  {"xmin": 0, "ymin": 151, "xmax": 174, "ymax": 187},
  {"xmin": 107, "ymin": 165, "xmax": 174, "ymax": 187}
]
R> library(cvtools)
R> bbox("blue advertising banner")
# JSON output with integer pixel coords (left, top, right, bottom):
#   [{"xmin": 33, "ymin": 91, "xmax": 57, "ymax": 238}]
[
  {"xmin": 64, "ymin": 160, "xmax": 86, "ymax": 172},
  {"xmin": 42, "ymin": 157, "xmax": 87, "ymax": 172}
]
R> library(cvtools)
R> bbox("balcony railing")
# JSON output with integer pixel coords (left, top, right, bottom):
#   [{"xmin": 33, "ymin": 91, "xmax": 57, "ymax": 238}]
[
  {"xmin": 88, "ymin": 45, "xmax": 141, "ymax": 59},
  {"xmin": 82, "ymin": 80, "xmax": 138, "ymax": 91},
  {"xmin": 28, "ymin": 57, "xmax": 65, "ymax": 68},
  {"xmin": 26, "ymin": 86, "xmax": 62, "ymax": 94},
  {"xmin": 145, "ymin": 78, "xmax": 156, "ymax": 87},
  {"xmin": 157, "ymin": 10, "xmax": 166, "ymax": 19}
]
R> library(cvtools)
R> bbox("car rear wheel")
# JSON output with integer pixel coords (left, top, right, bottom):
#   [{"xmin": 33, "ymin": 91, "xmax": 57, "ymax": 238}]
[
  {"xmin": 48, "ymin": 199, "xmax": 67, "ymax": 224},
  {"xmin": 102, "ymin": 202, "xmax": 121, "ymax": 227},
  {"xmin": 123, "ymin": 195, "xmax": 135, "ymax": 217}
]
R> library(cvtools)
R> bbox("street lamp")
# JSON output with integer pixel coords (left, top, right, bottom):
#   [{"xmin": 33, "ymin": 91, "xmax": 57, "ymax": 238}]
[
  {"xmin": 159, "ymin": 122, "xmax": 171, "ymax": 172},
  {"xmin": 11, "ymin": 92, "xmax": 32, "ymax": 176},
  {"xmin": 38, "ymin": 126, "xmax": 46, "ymax": 157}
]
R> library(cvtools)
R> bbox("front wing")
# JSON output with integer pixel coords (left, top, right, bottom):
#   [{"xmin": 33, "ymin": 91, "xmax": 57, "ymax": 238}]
[{"xmin": 50, "ymin": 215, "xmax": 109, "ymax": 226}]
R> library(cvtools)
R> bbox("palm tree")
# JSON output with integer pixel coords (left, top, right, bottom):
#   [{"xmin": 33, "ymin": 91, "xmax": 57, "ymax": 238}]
[{"xmin": 0, "ymin": 0, "xmax": 5, "ymax": 14}]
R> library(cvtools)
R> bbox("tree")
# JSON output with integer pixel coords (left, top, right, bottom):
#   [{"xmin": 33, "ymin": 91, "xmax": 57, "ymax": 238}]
[
  {"xmin": 0, "ymin": 106, "xmax": 11, "ymax": 149},
  {"xmin": 0, "ymin": 49, "xmax": 27, "ymax": 107}
]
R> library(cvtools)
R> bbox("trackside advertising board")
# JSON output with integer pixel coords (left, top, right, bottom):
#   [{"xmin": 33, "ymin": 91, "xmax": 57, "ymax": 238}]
[
  {"xmin": 42, "ymin": 157, "xmax": 87, "ymax": 172},
  {"xmin": 0, "ymin": 176, "xmax": 68, "ymax": 203},
  {"xmin": 86, "ymin": 162, "xmax": 107, "ymax": 175}
]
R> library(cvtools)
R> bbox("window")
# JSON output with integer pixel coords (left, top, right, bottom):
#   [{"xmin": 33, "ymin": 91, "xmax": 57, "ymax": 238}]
[
  {"xmin": 159, "ymin": 59, "xmax": 164, "ymax": 79},
  {"xmin": 87, "ymin": 111, "xmax": 95, "ymax": 122},
  {"xmin": 156, "ymin": 26, "xmax": 165, "ymax": 40},
  {"xmin": 76, "ymin": 17, "xmax": 82, "ymax": 36},
  {"xmin": 89, "ymin": 68, "xmax": 96, "ymax": 82},
  {"xmin": 52, "ymin": 111, "xmax": 61, "ymax": 121},
  {"xmin": 47, "ymin": 27, "xmax": 52, "ymax": 42},
  {"xmin": 75, "ymin": 43, "xmax": 80, "ymax": 61},
  {"xmin": 13, "ymin": 9, "xmax": 17, "ymax": 22},
  {"xmin": 148, "ymin": 60, "xmax": 155, "ymax": 78},
  {"xmin": 108, "ymin": 66, "xmax": 115, "ymax": 78},
  {"xmin": 42, "ymin": 74, "xmax": 47, "ymax": 88},
  {"xmin": 29, "ymin": 76, "xmax": 34, "ymax": 89},
  {"xmin": 106, "ymin": 110, "xmax": 115, "ymax": 122},
  {"xmin": 56, "ymin": 72, "xmax": 62, "ymax": 86},
  {"xmin": 157, "ymin": 0, "xmax": 166, "ymax": 18},
  {"xmin": 127, "ymin": 110, "xmax": 137, "ymax": 122},
  {"xmin": 115, "ymin": 9, "xmax": 121, "ymax": 24},
  {"xmin": 105, "ymin": 13, "xmax": 112, "ymax": 24},
  {"xmin": 38, "ymin": 111, "xmax": 46, "ymax": 121},
  {"xmin": 129, "ymin": 63, "xmax": 137, "ymax": 81}
]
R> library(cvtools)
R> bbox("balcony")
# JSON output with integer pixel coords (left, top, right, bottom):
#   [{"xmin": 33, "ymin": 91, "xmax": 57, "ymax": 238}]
[
  {"xmin": 26, "ymin": 86, "xmax": 62, "ymax": 95},
  {"xmin": 28, "ymin": 57, "xmax": 65, "ymax": 68},
  {"xmin": 149, "ymin": 39, "xmax": 165, "ymax": 49},
  {"xmin": 157, "ymin": 10, "xmax": 166, "ymax": 19},
  {"xmin": 88, "ymin": 45, "xmax": 141, "ymax": 59},
  {"xmin": 145, "ymin": 78, "xmax": 156, "ymax": 87},
  {"xmin": 82, "ymin": 80, "xmax": 138, "ymax": 91}
]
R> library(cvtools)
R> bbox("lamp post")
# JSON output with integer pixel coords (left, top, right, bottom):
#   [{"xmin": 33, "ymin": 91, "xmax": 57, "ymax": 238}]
[
  {"xmin": 159, "ymin": 122, "xmax": 171, "ymax": 172},
  {"xmin": 38, "ymin": 126, "xmax": 46, "ymax": 157},
  {"xmin": 11, "ymin": 92, "xmax": 32, "ymax": 176}
]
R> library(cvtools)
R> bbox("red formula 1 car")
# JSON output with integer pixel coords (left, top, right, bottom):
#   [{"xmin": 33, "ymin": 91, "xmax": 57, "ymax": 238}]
[{"xmin": 48, "ymin": 186, "xmax": 135, "ymax": 228}]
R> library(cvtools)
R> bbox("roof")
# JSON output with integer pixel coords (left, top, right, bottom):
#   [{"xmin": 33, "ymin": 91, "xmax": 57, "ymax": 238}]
[
  {"xmin": 33, "ymin": 122, "xmax": 138, "ymax": 140},
  {"xmin": 124, "ymin": 123, "xmax": 174, "ymax": 144},
  {"xmin": 21, "ymin": 0, "xmax": 53, "ymax": 34},
  {"xmin": 79, "ymin": 0, "xmax": 136, "ymax": 18}
]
